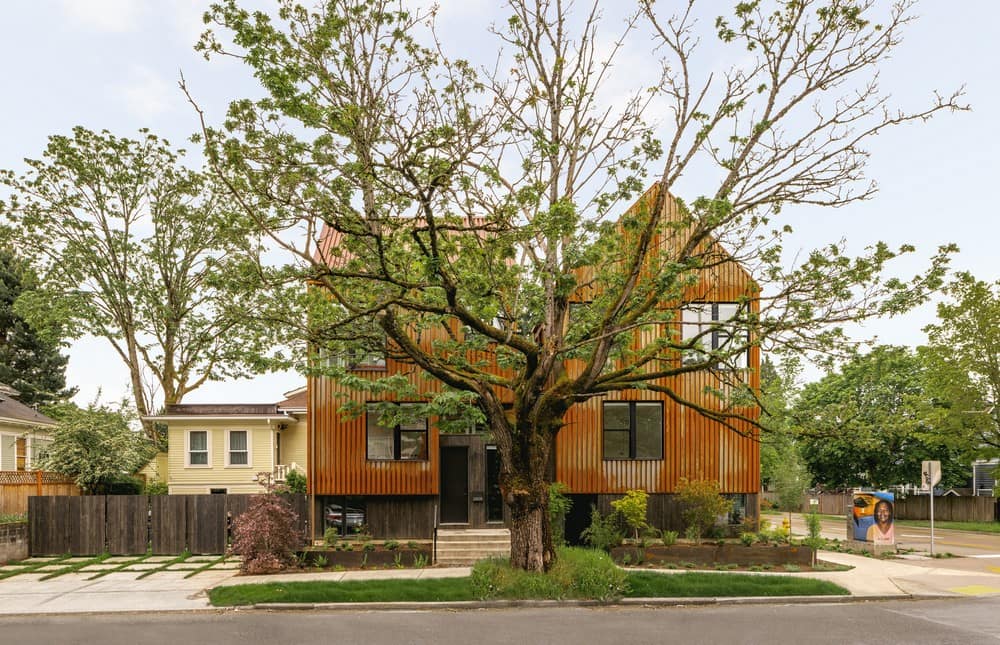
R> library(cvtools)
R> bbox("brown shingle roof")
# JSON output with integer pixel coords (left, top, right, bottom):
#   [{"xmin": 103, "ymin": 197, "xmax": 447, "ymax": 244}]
[{"xmin": 0, "ymin": 387, "xmax": 56, "ymax": 427}]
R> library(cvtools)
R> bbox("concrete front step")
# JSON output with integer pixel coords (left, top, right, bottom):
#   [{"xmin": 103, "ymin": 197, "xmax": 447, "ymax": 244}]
[{"xmin": 436, "ymin": 528, "xmax": 511, "ymax": 565}]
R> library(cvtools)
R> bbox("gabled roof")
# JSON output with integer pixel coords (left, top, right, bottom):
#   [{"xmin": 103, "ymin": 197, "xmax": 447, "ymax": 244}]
[
  {"xmin": 277, "ymin": 387, "xmax": 307, "ymax": 412},
  {"xmin": 0, "ymin": 384, "xmax": 56, "ymax": 428}
]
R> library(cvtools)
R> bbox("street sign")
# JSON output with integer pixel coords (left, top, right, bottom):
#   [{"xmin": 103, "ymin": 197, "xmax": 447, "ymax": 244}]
[{"xmin": 922, "ymin": 460, "xmax": 941, "ymax": 490}]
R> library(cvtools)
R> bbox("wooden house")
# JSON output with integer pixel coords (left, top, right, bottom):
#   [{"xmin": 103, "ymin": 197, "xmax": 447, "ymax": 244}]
[{"xmin": 308, "ymin": 185, "xmax": 760, "ymax": 541}]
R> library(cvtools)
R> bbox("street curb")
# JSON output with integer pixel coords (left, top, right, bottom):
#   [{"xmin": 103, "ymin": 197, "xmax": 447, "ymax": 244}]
[{"xmin": 245, "ymin": 593, "xmax": 959, "ymax": 612}]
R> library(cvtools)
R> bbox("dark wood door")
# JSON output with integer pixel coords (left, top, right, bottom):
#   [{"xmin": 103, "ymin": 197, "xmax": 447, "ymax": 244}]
[{"xmin": 440, "ymin": 446, "xmax": 469, "ymax": 524}]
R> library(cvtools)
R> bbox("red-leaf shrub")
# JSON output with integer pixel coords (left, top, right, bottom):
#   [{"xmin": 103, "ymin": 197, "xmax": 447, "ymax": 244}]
[{"xmin": 230, "ymin": 490, "xmax": 302, "ymax": 574}]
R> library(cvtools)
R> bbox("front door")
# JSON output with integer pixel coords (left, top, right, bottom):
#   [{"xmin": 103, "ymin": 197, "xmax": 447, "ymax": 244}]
[{"xmin": 440, "ymin": 446, "xmax": 469, "ymax": 524}]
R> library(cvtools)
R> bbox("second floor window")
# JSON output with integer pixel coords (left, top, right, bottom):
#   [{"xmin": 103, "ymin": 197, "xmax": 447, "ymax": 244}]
[
  {"xmin": 680, "ymin": 303, "xmax": 748, "ymax": 369},
  {"xmin": 366, "ymin": 403, "xmax": 428, "ymax": 461},
  {"xmin": 603, "ymin": 401, "xmax": 663, "ymax": 460}
]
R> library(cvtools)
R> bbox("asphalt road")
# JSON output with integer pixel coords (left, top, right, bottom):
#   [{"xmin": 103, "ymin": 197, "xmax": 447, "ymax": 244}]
[{"xmin": 1, "ymin": 601, "xmax": 998, "ymax": 645}]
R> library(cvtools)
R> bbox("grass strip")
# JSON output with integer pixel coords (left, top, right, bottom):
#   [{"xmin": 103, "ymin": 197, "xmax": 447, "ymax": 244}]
[
  {"xmin": 210, "ymin": 577, "xmax": 475, "ymax": 606},
  {"xmin": 0, "ymin": 554, "xmax": 72, "ymax": 580},
  {"xmin": 183, "ymin": 555, "xmax": 230, "ymax": 578},
  {"xmin": 895, "ymin": 519, "xmax": 1000, "ymax": 533},
  {"xmin": 208, "ymin": 572, "xmax": 847, "ymax": 607},
  {"xmin": 136, "ymin": 551, "xmax": 192, "ymax": 579},
  {"xmin": 40, "ymin": 552, "xmax": 112, "ymax": 580},
  {"xmin": 624, "ymin": 571, "xmax": 848, "ymax": 598},
  {"xmin": 86, "ymin": 553, "xmax": 152, "ymax": 580}
]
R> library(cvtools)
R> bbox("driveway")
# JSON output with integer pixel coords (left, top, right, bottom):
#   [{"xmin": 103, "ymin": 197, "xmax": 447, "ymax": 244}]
[{"xmin": 0, "ymin": 555, "xmax": 239, "ymax": 614}]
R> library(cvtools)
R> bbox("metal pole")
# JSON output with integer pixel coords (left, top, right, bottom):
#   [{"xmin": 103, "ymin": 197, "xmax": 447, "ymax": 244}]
[{"xmin": 929, "ymin": 488, "xmax": 935, "ymax": 557}]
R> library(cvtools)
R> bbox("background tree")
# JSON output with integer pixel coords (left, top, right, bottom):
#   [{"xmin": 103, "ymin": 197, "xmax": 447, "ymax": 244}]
[
  {"xmin": 923, "ymin": 272, "xmax": 1000, "ymax": 455},
  {"xmin": 1, "ymin": 128, "xmax": 267, "ymax": 434},
  {"xmin": 195, "ymin": 0, "xmax": 963, "ymax": 571},
  {"xmin": 795, "ymin": 346, "xmax": 972, "ymax": 489},
  {"xmin": 0, "ymin": 247, "xmax": 74, "ymax": 406},
  {"xmin": 35, "ymin": 402, "xmax": 156, "ymax": 494},
  {"xmin": 759, "ymin": 358, "xmax": 803, "ymax": 490}
]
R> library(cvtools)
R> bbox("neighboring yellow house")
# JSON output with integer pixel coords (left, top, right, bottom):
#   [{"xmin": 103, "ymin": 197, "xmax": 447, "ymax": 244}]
[
  {"xmin": 144, "ymin": 388, "xmax": 308, "ymax": 494},
  {"xmin": 0, "ymin": 384, "xmax": 56, "ymax": 471}
]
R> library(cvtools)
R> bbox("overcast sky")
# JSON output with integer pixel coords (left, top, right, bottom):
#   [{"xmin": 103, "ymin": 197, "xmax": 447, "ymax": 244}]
[{"xmin": 1, "ymin": 1, "xmax": 996, "ymax": 407}]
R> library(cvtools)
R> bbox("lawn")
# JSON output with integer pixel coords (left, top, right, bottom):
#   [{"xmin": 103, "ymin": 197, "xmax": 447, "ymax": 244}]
[
  {"xmin": 894, "ymin": 519, "xmax": 1000, "ymax": 533},
  {"xmin": 208, "ymin": 572, "xmax": 848, "ymax": 607}
]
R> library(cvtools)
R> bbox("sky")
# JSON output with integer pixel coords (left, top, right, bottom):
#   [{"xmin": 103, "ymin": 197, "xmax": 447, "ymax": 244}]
[{"xmin": 0, "ymin": 0, "xmax": 997, "ymax": 407}]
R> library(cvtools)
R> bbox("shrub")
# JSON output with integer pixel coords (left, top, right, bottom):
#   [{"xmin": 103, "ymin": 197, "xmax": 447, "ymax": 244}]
[
  {"xmin": 548, "ymin": 482, "xmax": 573, "ymax": 547},
  {"xmin": 384, "ymin": 540, "xmax": 400, "ymax": 551},
  {"xmin": 283, "ymin": 469, "xmax": 307, "ymax": 494},
  {"xmin": 580, "ymin": 506, "xmax": 624, "ymax": 552},
  {"xmin": 471, "ymin": 547, "xmax": 626, "ymax": 601},
  {"xmin": 676, "ymin": 478, "xmax": 733, "ymax": 544},
  {"xmin": 683, "ymin": 524, "xmax": 701, "ymax": 542},
  {"xmin": 610, "ymin": 489, "xmax": 648, "ymax": 542},
  {"xmin": 143, "ymin": 479, "xmax": 168, "ymax": 496},
  {"xmin": 323, "ymin": 527, "xmax": 339, "ymax": 546},
  {"xmin": 229, "ymin": 490, "xmax": 302, "ymax": 574},
  {"xmin": 661, "ymin": 530, "xmax": 678, "ymax": 547},
  {"xmin": 739, "ymin": 532, "xmax": 755, "ymax": 546},
  {"xmin": 804, "ymin": 509, "xmax": 824, "ymax": 553}
]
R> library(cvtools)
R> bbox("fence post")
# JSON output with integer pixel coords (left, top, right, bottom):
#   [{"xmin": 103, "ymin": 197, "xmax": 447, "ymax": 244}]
[{"xmin": 35, "ymin": 470, "xmax": 42, "ymax": 497}]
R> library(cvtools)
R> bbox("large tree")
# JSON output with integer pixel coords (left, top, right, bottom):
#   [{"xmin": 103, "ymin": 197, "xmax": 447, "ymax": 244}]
[
  {"xmin": 923, "ymin": 272, "xmax": 1000, "ymax": 455},
  {"xmin": 0, "ymin": 247, "xmax": 74, "ymax": 407},
  {"xmin": 1, "ymin": 128, "xmax": 267, "ymax": 433},
  {"xmin": 795, "ymin": 345, "xmax": 973, "ymax": 489},
  {"xmin": 194, "ymin": 0, "xmax": 963, "ymax": 570}
]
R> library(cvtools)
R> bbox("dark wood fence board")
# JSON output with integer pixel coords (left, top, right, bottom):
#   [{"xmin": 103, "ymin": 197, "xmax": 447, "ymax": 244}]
[
  {"xmin": 106, "ymin": 496, "xmax": 149, "ymax": 555},
  {"xmin": 70, "ymin": 497, "xmax": 106, "ymax": 555},
  {"xmin": 151, "ymin": 495, "xmax": 188, "ymax": 554},
  {"xmin": 187, "ymin": 495, "xmax": 227, "ymax": 554}
]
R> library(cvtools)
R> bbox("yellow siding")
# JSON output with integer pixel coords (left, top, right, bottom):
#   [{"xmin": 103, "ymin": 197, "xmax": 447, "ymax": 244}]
[
  {"xmin": 281, "ymin": 418, "xmax": 308, "ymax": 472},
  {"xmin": 138, "ymin": 451, "xmax": 168, "ymax": 484},
  {"xmin": 165, "ymin": 420, "xmax": 277, "ymax": 494}
]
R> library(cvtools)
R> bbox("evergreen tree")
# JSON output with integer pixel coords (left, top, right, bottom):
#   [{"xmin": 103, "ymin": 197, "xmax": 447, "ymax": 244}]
[{"xmin": 0, "ymin": 247, "xmax": 74, "ymax": 406}]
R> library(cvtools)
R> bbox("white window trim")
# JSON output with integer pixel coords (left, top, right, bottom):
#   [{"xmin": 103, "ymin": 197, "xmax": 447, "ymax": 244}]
[
  {"xmin": 185, "ymin": 429, "xmax": 212, "ymax": 468},
  {"xmin": 224, "ymin": 429, "xmax": 253, "ymax": 468}
]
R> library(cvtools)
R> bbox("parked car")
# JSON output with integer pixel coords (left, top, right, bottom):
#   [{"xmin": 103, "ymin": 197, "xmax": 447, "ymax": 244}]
[{"xmin": 324, "ymin": 503, "xmax": 364, "ymax": 529}]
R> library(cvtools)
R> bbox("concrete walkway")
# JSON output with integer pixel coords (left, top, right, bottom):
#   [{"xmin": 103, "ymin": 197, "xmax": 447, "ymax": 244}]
[{"xmin": 2, "ymin": 550, "xmax": 1000, "ymax": 615}]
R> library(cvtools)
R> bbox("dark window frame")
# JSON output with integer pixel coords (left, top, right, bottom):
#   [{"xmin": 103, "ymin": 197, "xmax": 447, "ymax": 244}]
[
  {"xmin": 602, "ymin": 401, "xmax": 664, "ymax": 461},
  {"xmin": 365, "ymin": 402, "xmax": 429, "ymax": 461}
]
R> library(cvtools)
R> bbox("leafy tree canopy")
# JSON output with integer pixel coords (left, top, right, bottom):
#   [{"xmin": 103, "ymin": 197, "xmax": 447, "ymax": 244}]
[
  {"xmin": 2, "ymin": 128, "xmax": 271, "ymax": 432},
  {"xmin": 36, "ymin": 402, "xmax": 157, "ymax": 493},
  {"xmin": 923, "ymin": 272, "xmax": 1000, "ymax": 456},
  {"xmin": 794, "ymin": 345, "xmax": 974, "ymax": 490}
]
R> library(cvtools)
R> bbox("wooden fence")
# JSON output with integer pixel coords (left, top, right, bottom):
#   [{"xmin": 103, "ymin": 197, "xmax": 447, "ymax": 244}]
[
  {"xmin": 28, "ymin": 494, "xmax": 309, "ymax": 556},
  {"xmin": 762, "ymin": 492, "xmax": 999, "ymax": 522},
  {"xmin": 0, "ymin": 471, "xmax": 79, "ymax": 515}
]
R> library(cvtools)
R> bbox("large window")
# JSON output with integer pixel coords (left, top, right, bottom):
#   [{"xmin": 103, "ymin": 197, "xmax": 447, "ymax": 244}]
[
  {"xmin": 226, "ymin": 430, "xmax": 250, "ymax": 467},
  {"xmin": 186, "ymin": 430, "xmax": 210, "ymax": 467},
  {"xmin": 602, "ymin": 401, "xmax": 663, "ymax": 460},
  {"xmin": 366, "ymin": 403, "xmax": 428, "ymax": 461},
  {"xmin": 680, "ymin": 303, "xmax": 748, "ymax": 368}
]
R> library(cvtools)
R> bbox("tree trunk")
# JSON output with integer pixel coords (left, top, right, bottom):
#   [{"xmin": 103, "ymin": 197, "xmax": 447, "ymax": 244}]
[
  {"xmin": 500, "ymin": 415, "xmax": 559, "ymax": 572},
  {"xmin": 508, "ymin": 481, "xmax": 553, "ymax": 572}
]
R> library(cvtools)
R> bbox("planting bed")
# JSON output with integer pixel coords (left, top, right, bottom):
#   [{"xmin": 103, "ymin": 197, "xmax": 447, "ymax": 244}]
[{"xmin": 611, "ymin": 543, "xmax": 821, "ymax": 571}]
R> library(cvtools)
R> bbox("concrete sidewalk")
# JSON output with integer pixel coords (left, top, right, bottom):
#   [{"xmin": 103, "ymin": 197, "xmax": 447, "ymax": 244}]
[{"xmin": 2, "ymin": 550, "xmax": 999, "ymax": 615}]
